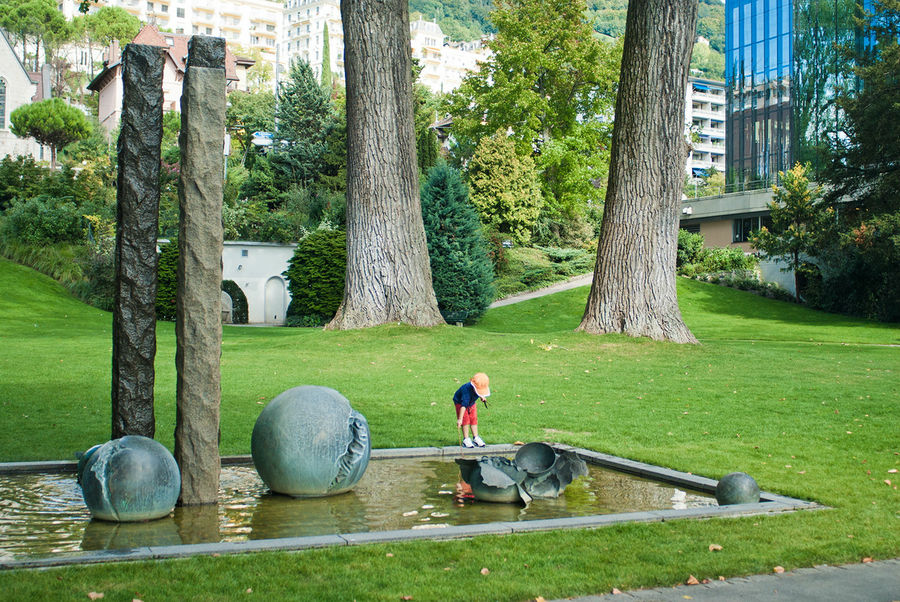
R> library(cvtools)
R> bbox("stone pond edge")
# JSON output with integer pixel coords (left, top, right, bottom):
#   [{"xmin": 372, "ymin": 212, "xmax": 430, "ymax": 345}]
[{"xmin": 0, "ymin": 444, "xmax": 825, "ymax": 570}]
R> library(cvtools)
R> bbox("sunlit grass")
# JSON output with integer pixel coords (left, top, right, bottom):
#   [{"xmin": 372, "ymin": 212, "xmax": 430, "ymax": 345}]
[{"xmin": 0, "ymin": 256, "xmax": 897, "ymax": 600}]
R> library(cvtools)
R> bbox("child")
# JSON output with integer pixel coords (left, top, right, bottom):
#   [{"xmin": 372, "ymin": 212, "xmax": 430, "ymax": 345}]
[{"xmin": 453, "ymin": 372, "xmax": 490, "ymax": 447}]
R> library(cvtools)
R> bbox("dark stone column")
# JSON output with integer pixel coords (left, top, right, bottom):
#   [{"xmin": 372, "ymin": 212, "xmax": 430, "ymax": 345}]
[
  {"xmin": 112, "ymin": 44, "xmax": 165, "ymax": 440},
  {"xmin": 175, "ymin": 36, "xmax": 226, "ymax": 506}
]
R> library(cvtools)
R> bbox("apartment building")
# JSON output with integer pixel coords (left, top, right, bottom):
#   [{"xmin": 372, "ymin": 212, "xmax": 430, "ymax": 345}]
[
  {"xmin": 59, "ymin": 0, "xmax": 282, "ymax": 86},
  {"xmin": 281, "ymin": 0, "xmax": 488, "ymax": 94},
  {"xmin": 685, "ymin": 76, "xmax": 727, "ymax": 178}
]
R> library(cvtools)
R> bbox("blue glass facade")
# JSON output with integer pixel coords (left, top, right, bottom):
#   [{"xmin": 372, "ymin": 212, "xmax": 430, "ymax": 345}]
[{"xmin": 725, "ymin": 0, "xmax": 871, "ymax": 188}]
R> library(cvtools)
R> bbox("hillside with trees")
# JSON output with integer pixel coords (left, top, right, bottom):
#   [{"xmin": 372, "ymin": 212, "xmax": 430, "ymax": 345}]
[{"xmin": 409, "ymin": 0, "xmax": 726, "ymax": 78}]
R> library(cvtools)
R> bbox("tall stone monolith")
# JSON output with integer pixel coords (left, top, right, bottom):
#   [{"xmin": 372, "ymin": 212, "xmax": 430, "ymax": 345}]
[
  {"xmin": 112, "ymin": 44, "xmax": 165, "ymax": 440},
  {"xmin": 174, "ymin": 36, "xmax": 225, "ymax": 506}
]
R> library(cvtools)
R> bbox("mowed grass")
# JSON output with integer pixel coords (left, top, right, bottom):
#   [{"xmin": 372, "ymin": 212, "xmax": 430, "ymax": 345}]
[{"xmin": 0, "ymin": 256, "xmax": 897, "ymax": 601}]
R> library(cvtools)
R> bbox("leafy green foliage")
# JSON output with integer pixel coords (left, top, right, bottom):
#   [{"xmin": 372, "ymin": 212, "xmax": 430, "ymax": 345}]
[
  {"xmin": 467, "ymin": 131, "xmax": 543, "ymax": 244},
  {"xmin": 1, "ymin": 196, "xmax": 84, "ymax": 245},
  {"xmin": 0, "ymin": 0, "xmax": 69, "ymax": 70},
  {"xmin": 810, "ymin": 0, "xmax": 900, "ymax": 321},
  {"xmin": 270, "ymin": 60, "xmax": 336, "ymax": 188},
  {"xmin": 155, "ymin": 241, "xmax": 178, "ymax": 321},
  {"xmin": 283, "ymin": 229, "xmax": 346, "ymax": 326},
  {"xmin": 421, "ymin": 163, "xmax": 494, "ymax": 323},
  {"xmin": 77, "ymin": 5, "xmax": 139, "ymax": 47},
  {"xmin": 10, "ymin": 98, "xmax": 92, "ymax": 168},
  {"xmin": 0, "ymin": 156, "xmax": 45, "ymax": 210},
  {"xmin": 226, "ymin": 91, "xmax": 276, "ymax": 171},
  {"xmin": 447, "ymin": 0, "xmax": 620, "ymax": 160},
  {"xmin": 676, "ymin": 229, "xmax": 706, "ymax": 268},
  {"xmin": 677, "ymin": 229, "xmax": 758, "ymax": 277},
  {"xmin": 750, "ymin": 163, "xmax": 829, "ymax": 301}
]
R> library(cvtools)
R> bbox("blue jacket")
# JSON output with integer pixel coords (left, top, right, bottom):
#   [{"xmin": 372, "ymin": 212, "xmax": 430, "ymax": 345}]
[{"xmin": 453, "ymin": 382, "xmax": 480, "ymax": 408}]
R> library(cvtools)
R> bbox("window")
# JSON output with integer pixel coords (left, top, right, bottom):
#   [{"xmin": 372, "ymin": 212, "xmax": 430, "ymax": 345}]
[
  {"xmin": 147, "ymin": 1, "xmax": 153, "ymax": 10},
  {"xmin": 160, "ymin": 3, "xmax": 167, "ymax": 12},
  {"xmin": 732, "ymin": 216, "xmax": 770, "ymax": 243},
  {"xmin": 205, "ymin": 27, "xmax": 212, "ymax": 35},
  {"xmin": 176, "ymin": 7, "xmax": 184, "ymax": 17},
  {"xmin": 241, "ymin": 249, "xmax": 248, "ymax": 257}
]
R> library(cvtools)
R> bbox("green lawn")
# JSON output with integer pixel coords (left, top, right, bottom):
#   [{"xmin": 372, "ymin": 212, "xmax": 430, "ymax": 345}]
[{"xmin": 1, "ymin": 256, "xmax": 898, "ymax": 600}]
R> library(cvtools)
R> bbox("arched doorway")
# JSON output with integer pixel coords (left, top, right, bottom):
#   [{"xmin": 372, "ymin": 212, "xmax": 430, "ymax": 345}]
[{"xmin": 264, "ymin": 277, "xmax": 286, "ymax": 324}]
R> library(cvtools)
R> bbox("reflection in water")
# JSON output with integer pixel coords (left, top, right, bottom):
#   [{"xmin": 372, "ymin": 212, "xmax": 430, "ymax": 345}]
[{"xmin": 0, "ymin": 457, "xmax": 715, "ymax": 560}]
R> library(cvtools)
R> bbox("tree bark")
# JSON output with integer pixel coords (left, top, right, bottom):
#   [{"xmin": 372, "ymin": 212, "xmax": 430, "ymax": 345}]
[
  {"xmin": 578, "ymin": 0, "xmax": 698, "ymax": 344},
  {"xmin": 328, "ymin": 0, "xmax": 443, "ymax": 330}
]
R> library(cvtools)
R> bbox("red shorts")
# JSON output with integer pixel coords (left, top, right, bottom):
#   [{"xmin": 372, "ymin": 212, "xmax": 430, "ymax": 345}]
[{"xmin": 455, "ymin": 403, "xmax": 478, "ymax": 426}]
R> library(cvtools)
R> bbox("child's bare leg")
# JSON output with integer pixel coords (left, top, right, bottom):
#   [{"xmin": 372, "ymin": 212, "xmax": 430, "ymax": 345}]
[
  {"xmin": 463, "ymin": 425, "xmax": 471, "ymax": 439},
  {"xmin": 471, "ymin": 425, "xmax": 479, "ymax": 438}
]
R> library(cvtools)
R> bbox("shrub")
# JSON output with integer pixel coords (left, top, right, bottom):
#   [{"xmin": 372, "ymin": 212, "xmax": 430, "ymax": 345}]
[
  {"xmin": 221, "ymin": 280, "xmax": 248, "ymax": 324},
  {"xmin": 155, "ymin": 241, "xmax": 178, "ymax": 321},
  {"xmin": 282, "ymin": 229, "xmax": 346, "ymax": 326},
  {"xmin": 677, "ymin": 229, "xmax": 705, "ymax": 267},
  {"xmin": 2, "ymin": 196, "xmax": 85, "ymax": 245},
  {"xmin": 421, "ymin": 163, "xmax": 494, "ymax": 324},
  {"xmin": 698, "ymin": 247, "xmax": 758, "ymax": 273}
]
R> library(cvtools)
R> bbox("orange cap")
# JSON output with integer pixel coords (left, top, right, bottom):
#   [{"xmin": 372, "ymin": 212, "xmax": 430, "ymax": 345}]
[{"xmin": 471, "ymin": 372, "xmax": 490, "ymax": 398}]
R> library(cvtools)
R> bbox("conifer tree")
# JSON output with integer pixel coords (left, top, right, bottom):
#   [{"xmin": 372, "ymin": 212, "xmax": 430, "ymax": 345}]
[
  {"xmin": 421, "ymin": 163, "xmax": 494, "ymax": 323},
  {"xmin": 270, "ymin": 60, "xmax": 334, "ymax": 187},
  {"xmin": 320, "ymin": 23, "xmax": 333, "ymax": 91}
]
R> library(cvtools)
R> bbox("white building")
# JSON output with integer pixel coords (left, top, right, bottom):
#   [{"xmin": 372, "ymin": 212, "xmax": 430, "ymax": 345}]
[
  {"xmin": 0, "ymin": 30, "xmax": 47, "ymax": 161},
  {"xmin": 222, "ymin": 241, "xmax": 295, "ymax": 324},
  {"xmin": 409, "ymin": 18, "xmax": 490, "ymax": 95},
  {"xmin": 88, "ymin": 25, "xmax": 253, "ymax": 136},
  {"xmin": 685, "ymin": 76, "xmax": 727, "ymax": 177},
  {"xmin": 281, "ymin": 0, "xmax": 488, "ymax": 94},
  {"xmin": 59, "ymin": 0, "xmax": 282, "ymax": 88}
]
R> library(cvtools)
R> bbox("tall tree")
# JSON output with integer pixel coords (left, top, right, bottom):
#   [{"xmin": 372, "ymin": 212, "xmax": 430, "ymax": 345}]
[
  {"xmin": 0, "ymin": 0, "xmax": 68, "ymax": 69},
  {"xmin": 578, "ymin": 0, "xmax": 698, "ymax": 343},
  {"xmin": 467, "ymin": 130, "xmax": 543, "ymax": 244},
  {"xmin": 750, "ymin": 163, "xmax": 828, "ymax": 302},
  {"xmin": 329, "ymin": 0, "xmax": 443, "ymax": 329},
  {"xmin": 10, "ymin": 98, "xmax": 92, "ymax": 169},
  {"xmin": 320, "ymin": 22, "xmax": 333, "ymax": 91},
  {"xmin": 421, "ymin": 162, "xmax": 495, "ymax": 324},
  {"xmin": 270, "ymin": 60, "xmax": 334, "ymax": 189},
  {"xmin": 447, "ymin": 0, "xmax": 619, "ymax": 158}
]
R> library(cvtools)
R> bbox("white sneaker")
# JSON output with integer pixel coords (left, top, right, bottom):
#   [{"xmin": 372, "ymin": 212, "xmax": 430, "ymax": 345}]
[
  {"xmin": 473, "ymin": 436, "xmax": 486, "ymax": 447},
  {"xmin": 462, "ymin": 437, "xmax": 475, "ymax": 448}
]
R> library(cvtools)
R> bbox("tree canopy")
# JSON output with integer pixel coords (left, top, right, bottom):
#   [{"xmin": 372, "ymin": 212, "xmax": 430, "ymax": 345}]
[{"xmin": 10, "ymin": 98, "xmax": 92, "ymax": 169}]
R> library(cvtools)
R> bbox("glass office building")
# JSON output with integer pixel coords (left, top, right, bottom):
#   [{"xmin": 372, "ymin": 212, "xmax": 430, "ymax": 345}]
[{"xmin": 725, "ymin": 0, "xmax": 871, "ymax": 189}]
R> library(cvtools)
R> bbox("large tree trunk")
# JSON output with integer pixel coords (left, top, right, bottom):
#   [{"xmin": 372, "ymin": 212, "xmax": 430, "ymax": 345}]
[
  {"xmin": 328, "ymin": 0, "xmax": 443, "ymax": 330},
  {"xmin": 578, "ymin": 0, "xmax": 698, "ymax": 344}
]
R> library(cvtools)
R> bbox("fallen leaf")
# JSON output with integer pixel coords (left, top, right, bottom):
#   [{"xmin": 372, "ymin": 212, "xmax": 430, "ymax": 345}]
[
  {"xmin": 133, "ymin": 599, "xmax": 143, "ymax": 602},
  {"xmin": 888, "ymin": 469, "xmax": 898, "ymax": 473},
  {"xmin": 686, "ymin": 575, "xmax": 700, "ymax": 585},
  {"xmin": 480, "ymin": 567, "xmax": 490, "ymax": 575},
  {"xmin": 885, "ymin": 480, "xmax": 892, "ymax": 486},
  {"xmin": 862, "ymin": 557, "xmax": 873, "ymax": 563},
  {"xmin": 708, "ymin": 543, "xmax": 723, "ymax": 552},
  {"xmin": 611, "ymin": 588, "xmax": 622, "ymax": 594},
  {"xmin": 535, "ymin": 597, "xmax": 547, "ymax": 602},
  {"xmin": 773, "ymin": 566, "xmax": 785, "ymax": 574},
  {"xmin": 386, "ymin": 553, "xmax": 394, "ymax": 557},
  {"xmin": 718, "ymin": 576, "xmax": 726, "ymax": 581},
  {"xmin": 701, "ymin": 579, "xmax": 710, "ymax": 584},
  {"xmin": 88, "ymin": 594, "xmax": 104, "ymax": 601},
  {"xmin": 402, "ymin": 511, "xmax": 418, "ymax": 517},
  {"xmin": 514, "ymin": 441, "xmax": 525, "ymax": 445},
  {"xmin": 245, "ymin": 589, "xmax": 252, "ymax": 594},
  {"xmin": 401, "ymin": 596, "xmax": 413, "ymax": 601}
]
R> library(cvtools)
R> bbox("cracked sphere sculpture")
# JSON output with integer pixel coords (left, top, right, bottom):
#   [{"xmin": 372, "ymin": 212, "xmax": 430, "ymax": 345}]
[
  {"xmin": 251, "ymin": 385, "xmax": 371, "ymax": 497},
  {"xmin": 79, "ymin": 435, "xmax": 181, "ymax": 522}
]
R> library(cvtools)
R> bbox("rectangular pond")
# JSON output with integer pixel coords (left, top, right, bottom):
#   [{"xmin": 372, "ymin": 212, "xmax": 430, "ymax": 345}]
[{"xmin": 0, "ymin": 445, "xmax": 819, "ymax": 568}]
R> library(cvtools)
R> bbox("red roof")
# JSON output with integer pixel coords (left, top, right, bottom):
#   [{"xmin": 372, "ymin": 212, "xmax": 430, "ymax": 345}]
[{"xmin": 132, "ymin": 25, "xmax": 239, "ymax": 82}]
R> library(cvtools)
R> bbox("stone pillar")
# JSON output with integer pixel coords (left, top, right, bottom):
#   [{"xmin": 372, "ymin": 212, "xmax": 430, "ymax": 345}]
[
  {"xmin": 175, "ymin": 36, "xmax": 226, "ymax": 506},
  {"xmin": 111, "ymin": 44, "xmax": 165, "ymax": 440}
]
